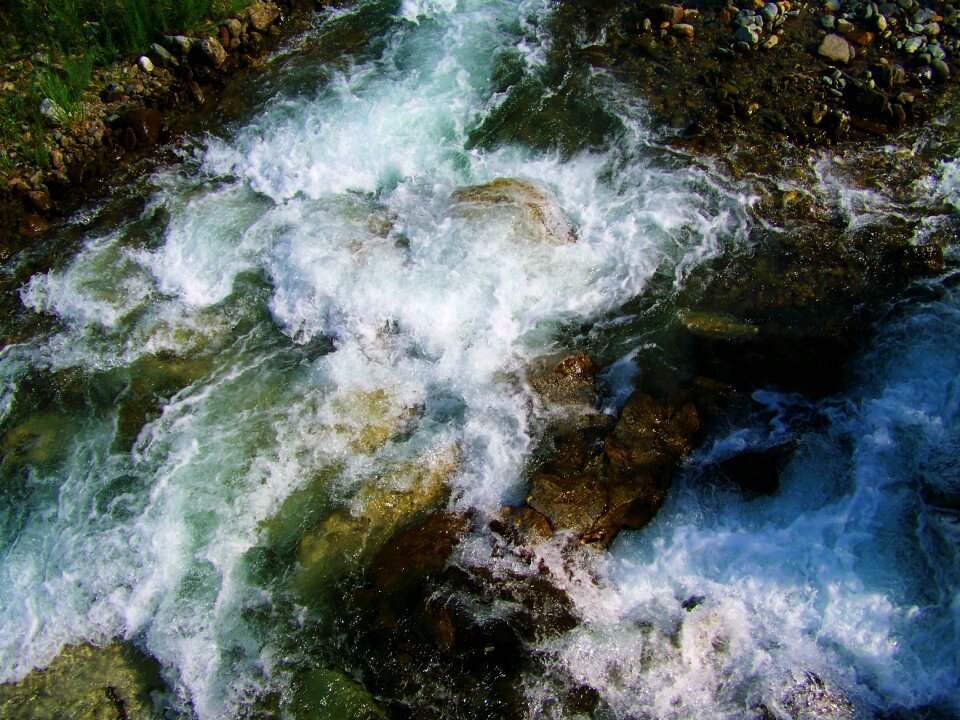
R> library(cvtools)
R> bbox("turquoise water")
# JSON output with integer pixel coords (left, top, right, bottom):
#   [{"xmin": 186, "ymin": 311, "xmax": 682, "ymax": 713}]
[{"xmin": 1, "ymin": 2, "xmax": 958, "ymax": 718}]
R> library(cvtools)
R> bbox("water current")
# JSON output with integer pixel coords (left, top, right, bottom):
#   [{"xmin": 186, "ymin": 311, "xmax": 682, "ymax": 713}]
[{"xmin": 1, "ymin": 1, "xmax": 958, "ymax": 718}]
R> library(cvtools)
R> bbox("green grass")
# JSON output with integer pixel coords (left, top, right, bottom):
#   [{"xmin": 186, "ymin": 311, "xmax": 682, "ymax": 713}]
[{"xmin": 0, "ymin": 0, "xmax": 253, "ymax": 161}]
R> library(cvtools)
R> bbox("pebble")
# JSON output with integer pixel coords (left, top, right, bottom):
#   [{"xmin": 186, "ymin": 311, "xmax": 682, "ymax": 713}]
[
  {"xmin": 763, "ymin": 34, "xmax": 780, "ymax": 49},
  {"xmin": 822, "ymin": 14, "xmax": 836, "ymax": 29},
  {"xmin": 137, "ymin": 56, "xmax": 154, "ymax": 73},
  {"xmin": 761, "ymin": 3, "xmax": 779, "ymax": 22},
  {"xmin": 875, "ymin": 14, "xmax": 887, "ymax": 31}
]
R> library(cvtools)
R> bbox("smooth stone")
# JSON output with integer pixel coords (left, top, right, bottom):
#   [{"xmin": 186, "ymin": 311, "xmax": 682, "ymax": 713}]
[
  {"xmin": 734, "ymin": 25, "xmax": 760, "ymax": 43},
  {"xmin": 148, "ymin": 42, "xmax": 177, "ymax": 67},
  {"xmin": 903, "ymin": 35, "xmax": 925, "ymax": 52},
  {"xmin": 762, "ymin": 34, "xmax": 779, "ymax": 49},
  {"xmin": 875, "ymin": 14, "xmax": 888, "ymax": 30},
  {"xmin": 819, "ymin": 33, "xmax": 853, "ymax": 62},
  {"xmin": 822, "ymin": 14, "xmax": 836, "ymax": 29},
  {"xmin": 761, "ymin": 2, "xmax": 779, "ymax": 22},
  {"xmin": 137, "ymin": 55, "xmax": 154, "ymax": 73},
  {"xmin": 932, "ymin": 58, "xmax": 952, "ymax": 80}
]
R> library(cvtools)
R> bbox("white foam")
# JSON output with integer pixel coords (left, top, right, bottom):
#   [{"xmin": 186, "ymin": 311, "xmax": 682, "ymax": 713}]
[{"xmin": 534, "ymin": 290, "xmax": 960, "ymax": 718}]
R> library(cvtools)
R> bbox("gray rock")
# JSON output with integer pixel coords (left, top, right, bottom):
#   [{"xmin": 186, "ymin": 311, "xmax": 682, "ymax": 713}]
[
  {"xmin": 761, "ymin": 2, "xmax": 779, "ymax": 22},
  {"xmin": 822, "ymin": 14, "xmax": 836, "ymax": 29},
  {"xmin": 137, "ymin": 55, "xmax": 154, "ymax": 73},
  {"xmin": 903, "ymin": 35, "xmax": 925, "ymax": 53},
  {"xmin": 735, "ymin": 25, "xmax": 760, "ymax": 44},
  {"xmin": 149, "ymin": 42, "xmax": 177, "ymax": 67},
  {"xmin": 163, "ymin": 34, "xmax": 195, "ymax": 55},
  {"xmin": 38, "ymin": 97, "xmax": 61, "ymax": 125},
  {"xmin": 924, "ymin": 21, "xmax": 941, "ymax": 35},
  {"xmin": 929, "ymin": 44, "xmax": 946, "ymax": 60},
  {"xmin": 825, "ymin": 0, "xmax": 842, "ymax": 10},
  {"xmin": 819, "ymin": 33, "xmax": 853, "ymax": 62}
]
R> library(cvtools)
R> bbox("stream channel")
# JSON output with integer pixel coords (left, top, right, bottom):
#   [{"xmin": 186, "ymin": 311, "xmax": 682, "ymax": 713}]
[{"xmin": 0, "ymin": 1, "xmax": 959, "ymax": 718}]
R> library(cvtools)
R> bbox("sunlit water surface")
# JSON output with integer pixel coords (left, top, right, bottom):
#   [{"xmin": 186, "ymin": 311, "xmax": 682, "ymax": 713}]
[{"xmin": 0, "ymin": 2, "xmax": 958, "ymax": 718}]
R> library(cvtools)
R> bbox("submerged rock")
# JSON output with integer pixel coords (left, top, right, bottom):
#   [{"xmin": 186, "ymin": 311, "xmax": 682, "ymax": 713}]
[
  {"xmin": 294, "ymin": 445, "xmax": 462, "ymax": 595},
  {"xmin": 0, "ymin": 642, "xmax": 165, "ymax": 720},
  {"xmin": 452, "ymin": 178, "xmax": 576, "ymax": 245},
  {"xmin": 288, "ymin": 668, "xmax": 387, "ymax": 720}
]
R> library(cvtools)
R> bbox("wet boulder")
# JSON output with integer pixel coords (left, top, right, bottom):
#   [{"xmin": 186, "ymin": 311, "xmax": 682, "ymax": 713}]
[
  {"xmin": 526, "ymin": 391, "xmax": 699, "ymax": 544},
  {"xmin": 528, "ymin": 352, "xmax": 598, "ymax": 407},
  {"xmin": 777, "ymin": 671, "xmax": 858, "ymax": 720},
  {"xmin": 0, "ymin": 642, "xmax": 166, "ymax": 720},
  {"xmin": 293, "ymin": 445, "xmax": 462, "ymax": 596},
  {"xmin": 452, "ymin": 178, "xmax": 576, "ymax": 245}
]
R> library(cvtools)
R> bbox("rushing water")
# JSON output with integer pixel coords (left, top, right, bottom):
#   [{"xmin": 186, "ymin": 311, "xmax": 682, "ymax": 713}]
[{"xmin": 1, "ymin": 1, "xmax": 958, "ymax": 718}]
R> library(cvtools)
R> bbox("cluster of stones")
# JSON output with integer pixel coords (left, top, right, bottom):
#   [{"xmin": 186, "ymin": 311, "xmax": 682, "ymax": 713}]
[
  {"xmin": 724, "ymin": 0, "xmax": 799, "ymax": 52},
  {"xmin": 629, "ymin": 3, "xmax": 702, "ymax": 56},
  {"xmin": 2, "ymin": 1, "xmax": 284, "ymax": 241},
  {"xmin": 817, "ymin": 0, "xmax": 955, "ymax": 84}
]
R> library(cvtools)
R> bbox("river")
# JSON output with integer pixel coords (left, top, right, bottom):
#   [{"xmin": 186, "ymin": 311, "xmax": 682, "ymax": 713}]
[{"xmin": 0, "ymin": 1, "xmax": 958, "ymax": 718}]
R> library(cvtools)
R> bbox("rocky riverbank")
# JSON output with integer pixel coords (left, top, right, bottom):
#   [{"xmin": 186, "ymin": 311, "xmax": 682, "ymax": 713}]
[
  {"xmin": 0, "ymin": 0, "xmax": 329, "ymax": 258},
  {"xmin": 1, "ymin": 2, "xmax": 958, "ymax": 719}
]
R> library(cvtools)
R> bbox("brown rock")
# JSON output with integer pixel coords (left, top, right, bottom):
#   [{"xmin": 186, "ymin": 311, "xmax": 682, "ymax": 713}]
[
  {"xmin": 247, "ymin": 1, "xmax": 281, "ymax": 32},
  {"xmin": 527, "ymin": 471, "xmax": 607, "ymax": 537},
  {"xmin": 528, "ymin": 352, "xmax": 598, "ymax": 410},
  {"xmin": 27, "ymin": 190, "xmax": 52, "ymax": 213},
  {"xmin": 671, "ymin": 23, "xmax": 696, "ymax": 39},
  {"xmin": 195, "ymin": 36, "xmax": 227, "ymax": 68},
  {"xmin": 604, "ymin": 392, "xmax": 700, "ymax": 479},
  {"xmin": 657, "ymin": 4, "xmax": 686, "ymax": 24},
  {"xmin": 495, "ymin": 506, "xmax": 554, "ymax": 542},
  {"xmin": 188, "ymin": 81, "xmax": 206, "ymax": 105},
  {"xmin": 19, "ymin": 214, "xmax": 52, "ymax": 238},
  {"xmin": 119, "ymin": 108, "xmax": 162, "ymax": 147},
  {"xmin": 371, "ymin": 513, "xmax": 467, "ymax": 594}
]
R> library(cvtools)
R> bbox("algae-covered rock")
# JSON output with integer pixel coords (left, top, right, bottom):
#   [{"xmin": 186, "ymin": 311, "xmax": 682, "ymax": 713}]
[
  {"xmin": 0, "ymin": 642, "xmax": 165, "ymax": 720},
  {"xmin": 329, "ymin": 388, "xmax": 421, "ymax": 455},
  {"xmin": 294, "ymin": 445, "xmax": 462, "ymax": 596},
  {"xmin": 452, "ymin": 178, "xmax": 576, "ymax": 245},
  {"xmin": 2, "ymin": 411, "xmax": 74, "ymax": 466},
  {"xmin": 679, "ymin": 310, "xmax": 759, "ymax": 342},
  {"xmin": 288, "ymin": 668, "xmax": 387, "ymax": 720}
]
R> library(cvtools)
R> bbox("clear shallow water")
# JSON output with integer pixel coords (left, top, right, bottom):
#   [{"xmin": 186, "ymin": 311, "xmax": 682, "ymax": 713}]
[{"xmin": 0, "ymin": 1, "xmax": 958, "ymax": 718}]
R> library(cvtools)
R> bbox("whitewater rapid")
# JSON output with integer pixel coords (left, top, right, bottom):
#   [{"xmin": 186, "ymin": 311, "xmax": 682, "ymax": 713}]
[{"xmin": 0, "ymin": 1, "xmax": 957, "ymax": 718}]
